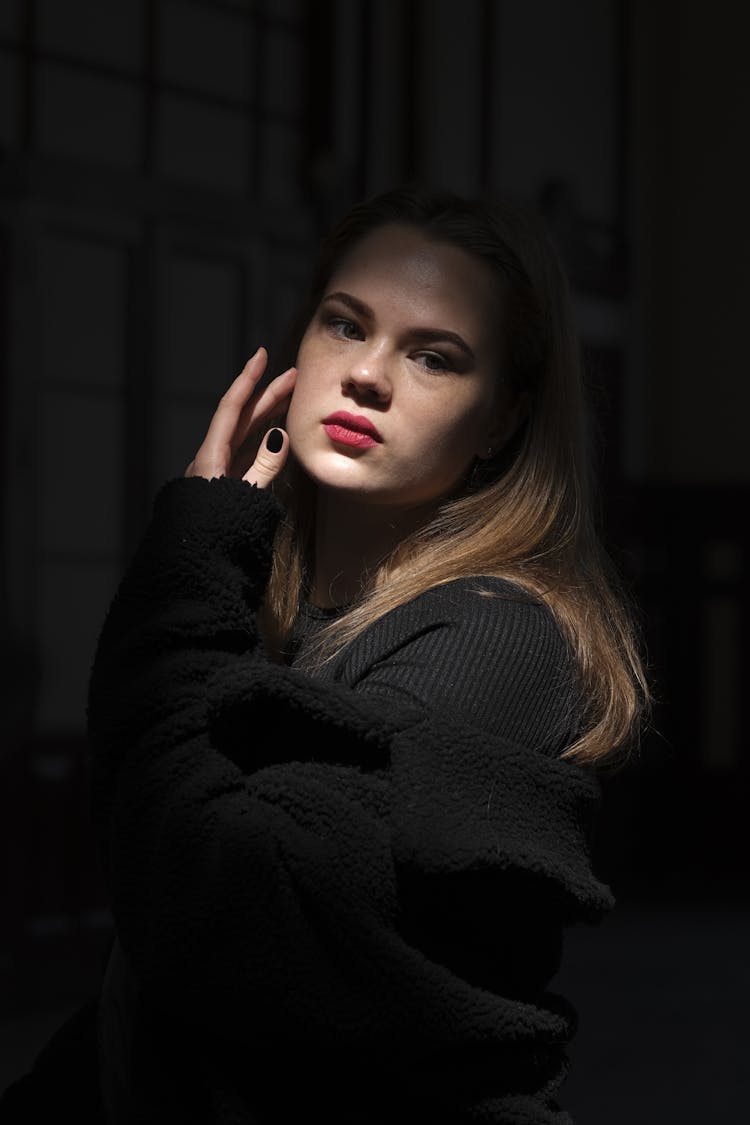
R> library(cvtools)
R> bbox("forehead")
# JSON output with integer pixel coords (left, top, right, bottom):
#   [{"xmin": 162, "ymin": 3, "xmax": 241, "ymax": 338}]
[{"xmin": 327, "ymin": 223, "xmax": 502, "ymax": 334}]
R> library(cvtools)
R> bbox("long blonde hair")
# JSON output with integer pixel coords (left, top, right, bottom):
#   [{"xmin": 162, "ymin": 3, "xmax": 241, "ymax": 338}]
[{"xmin": 263, "ymin": 185, "xmax": 650, "ymax": 767}]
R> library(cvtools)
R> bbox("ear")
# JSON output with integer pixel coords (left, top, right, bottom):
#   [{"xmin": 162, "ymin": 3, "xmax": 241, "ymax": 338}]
[{"xmin": 478, "ymin": 391, "xmax": 530, "ymax": 460}]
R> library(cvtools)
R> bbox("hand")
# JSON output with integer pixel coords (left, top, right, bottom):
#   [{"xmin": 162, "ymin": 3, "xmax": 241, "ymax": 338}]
[{"xmin": 184, "ymin": 347, "xmax": 296, "ymax": 488}]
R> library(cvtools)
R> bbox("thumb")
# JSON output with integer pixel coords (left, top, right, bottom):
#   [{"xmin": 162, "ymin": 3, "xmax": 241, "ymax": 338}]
[{"xmin": 243, "ymin": 427, "xmax": 288, "ymax": 488}]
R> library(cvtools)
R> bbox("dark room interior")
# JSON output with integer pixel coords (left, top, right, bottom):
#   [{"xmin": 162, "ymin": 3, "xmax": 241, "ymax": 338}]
[{"xmin": 1, "ymin": 1, "xmax": 748, "ymax": 1122}]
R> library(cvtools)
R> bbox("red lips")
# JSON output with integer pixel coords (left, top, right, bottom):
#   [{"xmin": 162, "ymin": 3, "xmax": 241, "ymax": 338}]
[
  {"xmin": 322, "ymin": 411, "xmax": 383, "ymax": 450},
  {"xmin": 322, "ymin": 411, "xmax": 383, "ymax": 441}
]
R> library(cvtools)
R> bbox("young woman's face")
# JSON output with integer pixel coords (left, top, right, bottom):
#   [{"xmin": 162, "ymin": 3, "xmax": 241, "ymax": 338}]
[{"xmin": 286, "ymin": 223, "xmax": 513, "ymax": 512}]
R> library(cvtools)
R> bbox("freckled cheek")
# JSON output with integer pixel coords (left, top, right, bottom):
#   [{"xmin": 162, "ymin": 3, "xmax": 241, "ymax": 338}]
[
  {"xmin": 413, "ymin": 403, "xmax": 483, "ymax": 461},
  {"xmin": 284, "ymin": 389, "xmax": 309, "ymax": 441},
  {"xmin": 291, "ymin": 341, "xmax": 335, "ymax": 400},
  {"xmin": 285, "ymin": 365, "xmax": 327, "ymax": 444}
]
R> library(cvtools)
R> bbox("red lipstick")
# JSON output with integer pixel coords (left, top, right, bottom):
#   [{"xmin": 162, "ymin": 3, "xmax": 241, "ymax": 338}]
[{"xmin": 322, "ymin": 411, "xmax": 383, "ymax": 450}]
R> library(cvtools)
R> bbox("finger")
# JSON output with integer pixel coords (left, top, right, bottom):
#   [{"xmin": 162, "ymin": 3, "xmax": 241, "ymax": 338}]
[
  {"xmin": 228, "ymin": 367, "xmax": 297, "ymax": 465},
  {"xmin": 232, "ymin": 387, "xmax": 295, "ymax": 478},
  {"xmin": 230, "ymin": 360, "xmax": 296, "ymax": 473},
  {"xmin": 206, "ymin": 347, "xmax": 269, "ymax": 440},
  {"xmin": 202, "ymin": 365, "xmax": 297, "ymax": 478},
  {"xmin": 239, "ymin": 366, "xmax": 297, "ymax": 433},
  {"xmin": 243, "ymin": 427, "xmax": 288, "ymax": 489},
  {"xmin": 189, "ymin": 348, "xmax": 269, "ymax": 478}
]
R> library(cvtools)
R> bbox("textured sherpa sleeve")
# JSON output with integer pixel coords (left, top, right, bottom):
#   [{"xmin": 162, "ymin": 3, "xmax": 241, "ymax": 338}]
[{"xmin": 87, "ymin": 475, "xmax": 613, "ymax": 1123}]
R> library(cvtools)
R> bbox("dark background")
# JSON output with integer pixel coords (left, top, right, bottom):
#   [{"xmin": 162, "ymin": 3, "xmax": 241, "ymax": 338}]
[{"xmin": 1, "ymin": 1, "xmax": 748, "ymax": 1121}]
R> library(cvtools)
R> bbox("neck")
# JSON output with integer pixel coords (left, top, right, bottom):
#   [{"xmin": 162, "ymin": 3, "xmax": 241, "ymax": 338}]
[{"xmin": 309, "ymin": 489, "xmax": 436, "ymax": 608}]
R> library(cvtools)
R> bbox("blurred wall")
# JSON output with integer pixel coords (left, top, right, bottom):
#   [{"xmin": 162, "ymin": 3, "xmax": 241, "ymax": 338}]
[{"xmin": 630, "ymin": 0, "xmax": 750, "ymax": 485}]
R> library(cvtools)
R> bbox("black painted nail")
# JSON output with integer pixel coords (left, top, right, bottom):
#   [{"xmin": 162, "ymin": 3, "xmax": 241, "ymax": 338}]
[{"xmin": 266, "ymin": 428, "xmax": 283, "ymax": 453}]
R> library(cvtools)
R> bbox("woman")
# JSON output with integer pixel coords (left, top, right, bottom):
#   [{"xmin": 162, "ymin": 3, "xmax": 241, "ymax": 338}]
[{"xmin": 4, "ymin": 186, "xmax": 649, "ymax": 1123}]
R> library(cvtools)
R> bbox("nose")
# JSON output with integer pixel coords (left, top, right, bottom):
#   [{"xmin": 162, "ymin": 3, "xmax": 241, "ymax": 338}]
[{"xmin": 342, "ymin": 344, "xmax": 392, "ymax": 403}]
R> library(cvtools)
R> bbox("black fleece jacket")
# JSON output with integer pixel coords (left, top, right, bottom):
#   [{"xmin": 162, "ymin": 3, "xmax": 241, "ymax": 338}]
[{"xmin": 83, "ymin": 475, "xmax": 614, "ymax": 1124}]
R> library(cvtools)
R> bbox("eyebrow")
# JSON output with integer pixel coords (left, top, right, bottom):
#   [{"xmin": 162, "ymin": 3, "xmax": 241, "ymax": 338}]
[{"xmin": 321, "ymin": 290, "xmax": 476, "ymax": 361}]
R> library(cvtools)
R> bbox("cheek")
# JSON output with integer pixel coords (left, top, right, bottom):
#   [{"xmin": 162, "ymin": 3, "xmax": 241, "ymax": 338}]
[
  {"xmin": 414, "ymin": 396, "xmax": 489, "ymax": 461},
  {"xmin": 285, "ymin": 357, "xmax": 323, "ymax": 438},
  {"xmin": 291, "ymin": 334, "xmax": 330, "ymax": 397},
  {"xmin": 284, "ymin": 383, "xmax": 307, "ymax": 437}
]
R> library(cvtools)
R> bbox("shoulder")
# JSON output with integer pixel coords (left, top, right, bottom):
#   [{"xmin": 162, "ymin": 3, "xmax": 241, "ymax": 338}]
[
  {"xmin": 391, "ymin": 576, "xmax": 569, "ymax": 660},
  {"xmin": 411, "ymin": 575, "xmax": 552, "ymax": 619},
  {"xmin": 346, "ymin": 575, "xmax": 571, "ymax": 672},
  {"xmin": 331, "ymin": 577, "xmax": 579, "ymax": 754}
]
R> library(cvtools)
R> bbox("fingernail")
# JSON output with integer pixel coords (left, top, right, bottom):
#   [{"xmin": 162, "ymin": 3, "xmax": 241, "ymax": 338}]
[{"xmin": 266, "ymin": 428, "xmax": 283, "ymax": 453}]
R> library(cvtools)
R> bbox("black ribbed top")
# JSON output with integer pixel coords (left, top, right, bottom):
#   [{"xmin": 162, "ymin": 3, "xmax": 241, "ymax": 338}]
[{"xmin": 291, "ymin": 577, "xmax": 579, "ymax": 756}]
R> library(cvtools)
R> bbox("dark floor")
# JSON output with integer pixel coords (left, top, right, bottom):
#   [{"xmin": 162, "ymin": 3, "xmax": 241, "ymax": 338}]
[
  {"xmin": 1, "ymin": 894, "xmax": 748, "ymax": 1122},
  {"xmin": 556, "ymin": 894, "xmax": 750, "ymax": 1124}
]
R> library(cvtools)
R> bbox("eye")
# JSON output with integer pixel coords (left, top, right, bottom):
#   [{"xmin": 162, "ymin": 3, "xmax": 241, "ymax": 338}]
[
  {"xmin": 326, "ymin": 316, "xmax": 363, "ymax": 341},
  {"xmin": 413, "ymin": 350, "xmax": 450, "ymax": 373}
]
